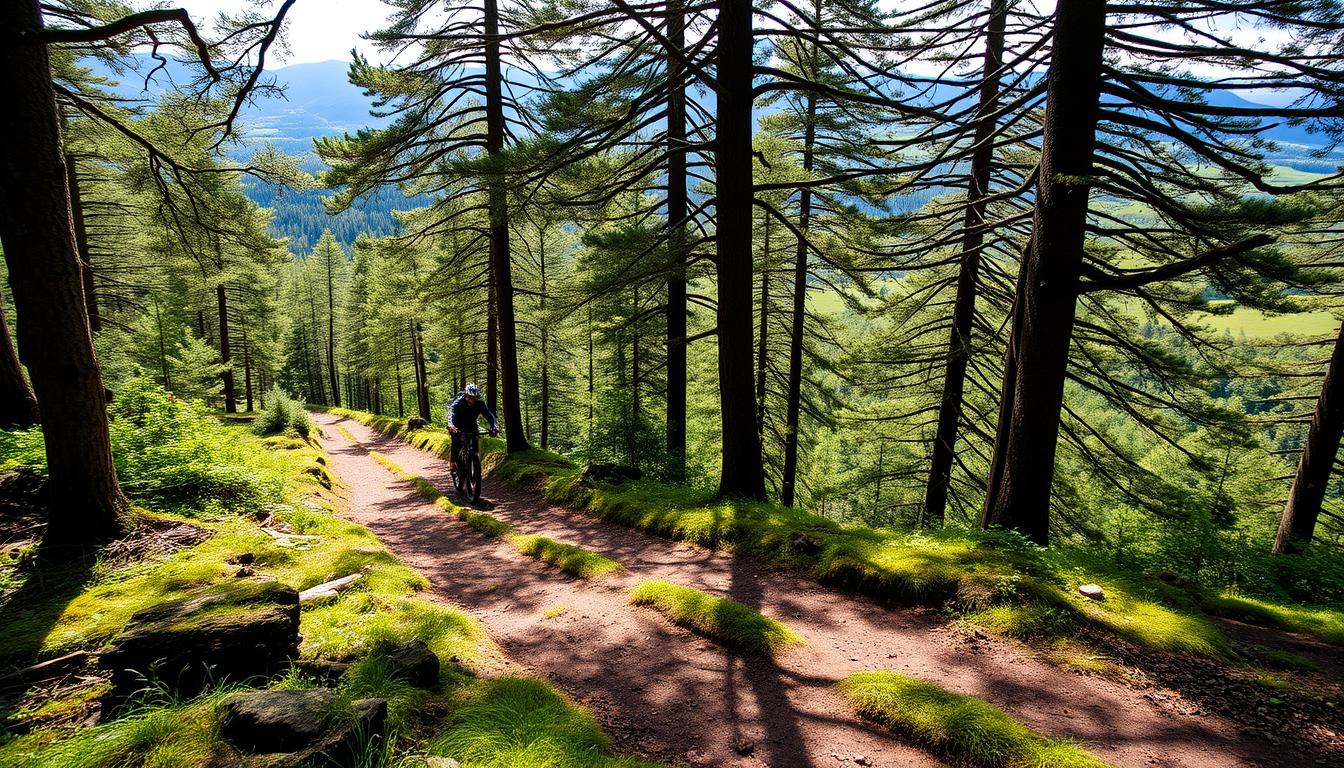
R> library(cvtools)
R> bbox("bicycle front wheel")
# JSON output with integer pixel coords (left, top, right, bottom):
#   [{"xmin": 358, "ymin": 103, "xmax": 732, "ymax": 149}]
[{"xmin": 468, "ymin": 454, "xmax": 483, "ymax": 502}]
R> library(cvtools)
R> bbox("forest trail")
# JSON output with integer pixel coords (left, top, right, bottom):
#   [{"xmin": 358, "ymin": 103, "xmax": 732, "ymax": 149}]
[{"xmin": 312, "ymin": 412, "xmax": 1279, "ymax": 768}]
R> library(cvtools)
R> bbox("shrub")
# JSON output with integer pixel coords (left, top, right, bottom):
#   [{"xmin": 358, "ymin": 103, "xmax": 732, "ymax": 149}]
[{"xmin": 253, "ymin": 387, "xmax": 312, "ymax": 438}]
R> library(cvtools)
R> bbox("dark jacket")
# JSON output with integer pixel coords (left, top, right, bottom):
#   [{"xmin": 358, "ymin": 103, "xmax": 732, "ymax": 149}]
[{"xmin": 448, "ymin": 393, "xmax": 497, "ymax": 434}]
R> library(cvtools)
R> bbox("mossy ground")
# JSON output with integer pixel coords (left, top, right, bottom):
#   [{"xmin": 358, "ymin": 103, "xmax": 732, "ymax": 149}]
[
  {"xmin": 840, "ymin": 671, "xmax": 1113, "ymax": 768},
  {"xmin": 366, "ymin": 450, "xmax": 622, "ymax": 578},
  {"xmin": 328, "ymin": 407, "xmax": 1281, "ymax": 660},
  {"xmin": 628, "ymin": 579, "xmax": 804, "ymax": 655},
  {"xmin": 0, "ymin": 415, "xmax": 659, "ymax": 768}
]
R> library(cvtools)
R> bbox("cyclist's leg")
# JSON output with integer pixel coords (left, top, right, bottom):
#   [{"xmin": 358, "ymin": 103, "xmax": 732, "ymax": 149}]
[{"xmin": 449, "ymin": 431, "xmax": 463, "ymax": 472}]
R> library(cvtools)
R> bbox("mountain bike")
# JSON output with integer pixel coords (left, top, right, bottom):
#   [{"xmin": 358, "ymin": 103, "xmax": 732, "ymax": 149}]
[{"xmin": 451, "ymin": 430, "xmax": 485, "ymax": 503}]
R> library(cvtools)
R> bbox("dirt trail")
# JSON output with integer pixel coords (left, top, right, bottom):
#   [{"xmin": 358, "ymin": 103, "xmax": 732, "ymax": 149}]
[{"xmin": 313, "ymin": 412, "xmax": 1283, "ymax": 768}]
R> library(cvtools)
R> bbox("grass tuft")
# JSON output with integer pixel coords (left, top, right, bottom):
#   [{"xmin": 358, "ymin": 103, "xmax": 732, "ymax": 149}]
[
  {"xmin": 368, "ymin": 450, "xmax": 515, "ymax": 539},
  {"xmin": 839, "ymin": 671, "xmax": 1113, "ymax": 768},
  {"xmin": 628, "ymin": 579, "xmax": 803, "ymax": 655},
  {"xmin": 509, "ymin": 535, "xmax": 623, "ymax": 579},
  {"xmin": 1201, "ymin": 593, "xmax": 1344, "ymax": 646},
  {"xmin": 428, "ymin": 677, "xmax": 660, "ymax": 768}
]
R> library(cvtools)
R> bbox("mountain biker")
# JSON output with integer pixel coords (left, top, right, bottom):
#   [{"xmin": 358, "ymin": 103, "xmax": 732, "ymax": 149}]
[{"xmin": 447, "ymin": 383, "xmax": 498, "ymax": 476}]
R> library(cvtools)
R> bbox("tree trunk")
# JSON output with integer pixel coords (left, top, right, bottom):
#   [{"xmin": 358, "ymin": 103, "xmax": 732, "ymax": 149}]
[
  {"xmin": 410, "ymin": 320, "xmax": 430, "ymax": 421},
  {"xmin": 1275, "ymin": 318, "xmax": 1344, "ymax": 554},
  {"xmin": 0, "ymin": 0, "xmax": 131, "ymax": 546},
  {"xmin": 217, "ymin": 284, "xmax": 236, "ymax": 413},
  {"xmin": 326, "ymin": 251, "xmax": 340, "ymax": 407},
  {"xmin": 154, "ymin": 299, "xmax": 171, "ymax": 390},
  {"xmin": 0, "ymin": 293, "xmax": 39, "ymax": 428},
  {"xmin": 242, "ymin": 325, "xmax": 254, "ymax": 412},
  {"xmin": 487, "ymin": 271, "xmax": 498, "ymax": 412},
  {"xmin": 756, "ymin": 212, "xmax": 771, "ymax": 440},
  {"xmin": 64, "ymin": 153, "xmax": 99, "ymax": 332},
  {"xmin": 539, "ymin": 231, "xmax": 550, "ymax": 451},
  {"xmin": 715, "ymin": 0, "xmax": 767, "ymax": 499},
  {"xmin": 779, "ymin": 89, "xmax": 817, "ymax": 508},
  {"xmin": 665, "ymin": 0, "xmax": 688, "ymax": 479},
  {"xmin": 924, "ymin": 0, "xmax": 1007, "ymax": 525},
  {"xmin": 981, "ymin": 0, "xmax": 1107, "ymax": 545},
  {"xmin": 484, "ymin": 0, "xmax": 530, "ymax": 453}
]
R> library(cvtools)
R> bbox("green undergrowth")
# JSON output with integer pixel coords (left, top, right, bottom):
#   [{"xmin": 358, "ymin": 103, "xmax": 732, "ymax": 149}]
[
  {"xmin": 366, "ymin": 451, "xmax": 622, "ymax": 578},
  {"xmin": 1201, "ymin": 593, "xmax": 1344, "ymax": 645},
  {"xmin": 628, "ymin": 579, "xmax": 804, "ymax": 655},
  {"xmin": 427, "ymin": 677, "xmax": 660, "ymax": 768},
  {"xmin": 3, "ymin": 409, "xmax": 659, "ymax": 767},
  {"xmin": 840, "ymin": 671, "xmax": 1113, "ymax": 768},
  {"xmin": 318, "ymin": 407, "xmax": 1342, "ymax": 659}
]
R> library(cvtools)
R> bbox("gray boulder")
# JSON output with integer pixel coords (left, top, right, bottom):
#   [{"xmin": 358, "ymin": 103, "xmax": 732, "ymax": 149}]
[
  {"xmin": 99, "ymin": 578, "xmax": 300, "ymax": 707},
  {"xmin": 383, "ymin": 639, "xmax": 440, "ymax": 688},
  {"xmin": 220, "ymin": 689, "xmax": 387, "ymax": 767}
]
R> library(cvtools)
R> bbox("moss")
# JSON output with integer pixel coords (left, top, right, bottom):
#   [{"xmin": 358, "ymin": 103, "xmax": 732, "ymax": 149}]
[
  {"xmin": 428, "ymin": 677, "xmax": 661, "ymax": 768},
  {"xmin": 1201, "ymin": 593, "xmax": 1344, "ymax": 646},
  {"xmin": 543, "ymin": 606, "xmax": 568, "ymax": 619},
  {"xmin": 368, "ymin": 450, "xmax": 515, "ymax": 539},
  {"xmin": 325, "ymin": 407, "xmax": 1278, "ymax": 662},
  {"xmin": 509, "ymin": 535, "xmax": 623, "ymax": 579},
  {"xmin": 1256, "ymin": 647, "xmax": 1319, "ymax": 672},
  {"xmin": 840, "ymin": 671, "xmax": 1113, "ymax": 768},
  {"xmin": 628, "ymin": 579, "xmax": 804, "ymax": 655}
]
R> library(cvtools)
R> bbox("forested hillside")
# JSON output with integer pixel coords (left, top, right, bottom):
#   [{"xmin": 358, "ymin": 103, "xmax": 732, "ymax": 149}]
[{"xmin": 2, "ymin": 0, "xmax": 1344, "ymax": 766}]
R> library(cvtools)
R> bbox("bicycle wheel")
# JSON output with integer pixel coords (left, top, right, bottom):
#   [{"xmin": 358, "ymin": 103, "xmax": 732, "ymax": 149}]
[
  {"xmin": 452, "ymin": 453, "xmax": 464, "ymax": 492},
  {"xmin": 468, "ymin": 453, "xmax": 483, "ymax": 502}
]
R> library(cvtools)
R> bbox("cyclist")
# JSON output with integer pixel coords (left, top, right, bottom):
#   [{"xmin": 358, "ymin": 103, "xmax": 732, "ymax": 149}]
[{"xmin": 447, "ymin": 383, "xmax": 498, "ymax": 476}]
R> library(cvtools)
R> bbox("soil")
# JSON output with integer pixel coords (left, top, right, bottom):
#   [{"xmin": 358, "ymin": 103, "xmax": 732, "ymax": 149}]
[{"xmin": 313, "ymin": 412, "xmax": 1333, "ymax": 768}]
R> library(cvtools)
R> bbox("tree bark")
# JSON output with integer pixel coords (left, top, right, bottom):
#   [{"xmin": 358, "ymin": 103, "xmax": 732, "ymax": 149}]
[
  {"xmin": 924, "ymin": 0, "xmax": 1007, "ymax": 525},
  {"xmin": 0, "ymin": 0, "xmax": 131, "ymax": 546},
  {"xmin": 715, "ymin": 0, "xmax": 767, "ymax": 499},
  {"xmin": 0, "ymin": 293, "xmax": 39, "ymax": 428},
  {"xmin": 242, "ymin": 325, "xmax": 253, "ymax": 412},
  {"xmin": 780, "ymin": 88, "xmax": 817, "ymax": 508},
  {"xmin": 981, "ymin": 0, "xmax": 1107, "ymax": 545},
  {"xmin": 539, "ymin": 230, "xmax": 550, "ymax": 450},
  {"xmin": 410, "ymin": 320, "xmax": 430, "ymax": 421},
  {"xmin": 756, "ymin": 212, "xmax": 771, "ymax": 440},
  {"xmin": 326, "ymin": 249, "xmax": 340, "ymax": 407},
  {"xmin": 665, "ymin": 0, "xmax": 688, "ymax": 479},
  {"xmin": 484, "ymin": 0, "xmax": 530, "ymax": 452},
  {"xmin": 64, "ymin": 153, "xmax": 100, "ymax": 332},
  {"xmin": 1275, "ymin": 318, "xmax": 1344, "ymax": 554},
  {"xmin": 217, "ymin": 284, "xmax": 236, "ymax": 413}
]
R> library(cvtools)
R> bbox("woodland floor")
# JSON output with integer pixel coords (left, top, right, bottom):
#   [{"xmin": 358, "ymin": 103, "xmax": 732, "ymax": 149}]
[{"xmin": 311, "ymin": 411, "xmax": 1331, "ymax": 768}]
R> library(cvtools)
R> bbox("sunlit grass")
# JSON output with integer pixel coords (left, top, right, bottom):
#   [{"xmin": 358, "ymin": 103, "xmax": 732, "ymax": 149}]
[
  {"xmin": 628, "ymin": 579, "xmax": 803, "ymax": 655},
  {"xmin": 840, "ymin": 671, "xmax": 1113, "ymax": 768},
  {"xmin": 1202, "ymin": 593, "xmax": 1344, "ymax": 646},
  {"xmin": 510, "ymin": 535, "xmax": 623, "ymax": 579},
  {"xmin": 427, "ymin": 677, "xmax": 661, "ymax": 768}
]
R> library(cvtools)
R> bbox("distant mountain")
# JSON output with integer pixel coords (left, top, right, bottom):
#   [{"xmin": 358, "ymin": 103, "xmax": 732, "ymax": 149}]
[{"xmin": 237, "ymin": 60, "xmax": 387, "ymax": 156}]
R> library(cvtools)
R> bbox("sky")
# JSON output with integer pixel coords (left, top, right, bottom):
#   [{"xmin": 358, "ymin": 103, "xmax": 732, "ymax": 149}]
[{"xmin": 176, "ymin": 0, "xmax": 389, "ymax": 65}]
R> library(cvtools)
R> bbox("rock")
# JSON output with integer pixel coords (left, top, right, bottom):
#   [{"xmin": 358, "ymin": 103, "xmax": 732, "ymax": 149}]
[
  {"xmin": 0, "ymin": 466, "xmax": 47, "ymax": 510},
  {"xmin": 1153, "ymin": 570, "xmax": 1189, "ymax": 588},
  {"xmin": 229, "ymin": 552, "xmax": 257, "ymax": 565},
  {"xmin": 407, "ymin": 417, "xmax": 428, "ymax": 430},
  {"xmin": 1078, "ymin": 583, "xmax": 1105, "ymax": 600},
  {"xmin": 420, "ymin": 758, "xmax": 461, "ymax": 768},
  {"xmin": 791, "ymin": 532, "xmax": 823, "ymax": 555},
  {"xmin": 854, "ymin": 756, "xmax": 871, "ymax": 766},
  {"xmin": 383, "ymin": 639, "xmax": 440, "ymax": 688},
  {"xmin": 220, "ymin": 689, "xmax": 335, "ymax": 753},
  {"xmin": 578, "ymin": 463, "xmax": 643, "ymax": 486},
  {"xmin": 291, "ymin": 659, "xmax": 352, "ymax": 686},
  {"xmin": 99, "ymin": 578, "xmax": 300, "ymax": 708},
  {"xmin": 220, "ymin": 691, "xmax": 387, "ymax": 767},
  {"xmin": 235, "ymin": 566, "xmax": 256, "ymax": 578},
  {"xmin": 733, "ymin": 736, "xmax": 756, "ymax": 756}
]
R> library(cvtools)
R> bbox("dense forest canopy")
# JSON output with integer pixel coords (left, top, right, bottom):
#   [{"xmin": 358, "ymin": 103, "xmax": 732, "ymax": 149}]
[{"xmin": 2, "ymin": 0, "xmax": 1343, "ymax": 592}]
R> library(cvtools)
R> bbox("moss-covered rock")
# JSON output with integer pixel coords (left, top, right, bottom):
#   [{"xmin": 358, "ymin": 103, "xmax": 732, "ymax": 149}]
[{"xmin": 99, "ymin": 577, "xmax": 300, "ymax": 706}]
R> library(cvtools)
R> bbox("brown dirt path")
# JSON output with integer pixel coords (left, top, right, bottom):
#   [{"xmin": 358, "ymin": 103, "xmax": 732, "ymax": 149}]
[{"xmin": 313, "ymin": 412, "xmax": 1285, "ymax": 768}]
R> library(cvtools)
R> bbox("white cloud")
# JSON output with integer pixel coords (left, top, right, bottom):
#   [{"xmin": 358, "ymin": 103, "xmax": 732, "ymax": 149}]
[{"xmin": 175, "ymin": 0, "xmax": 391, "ymax": 65}]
